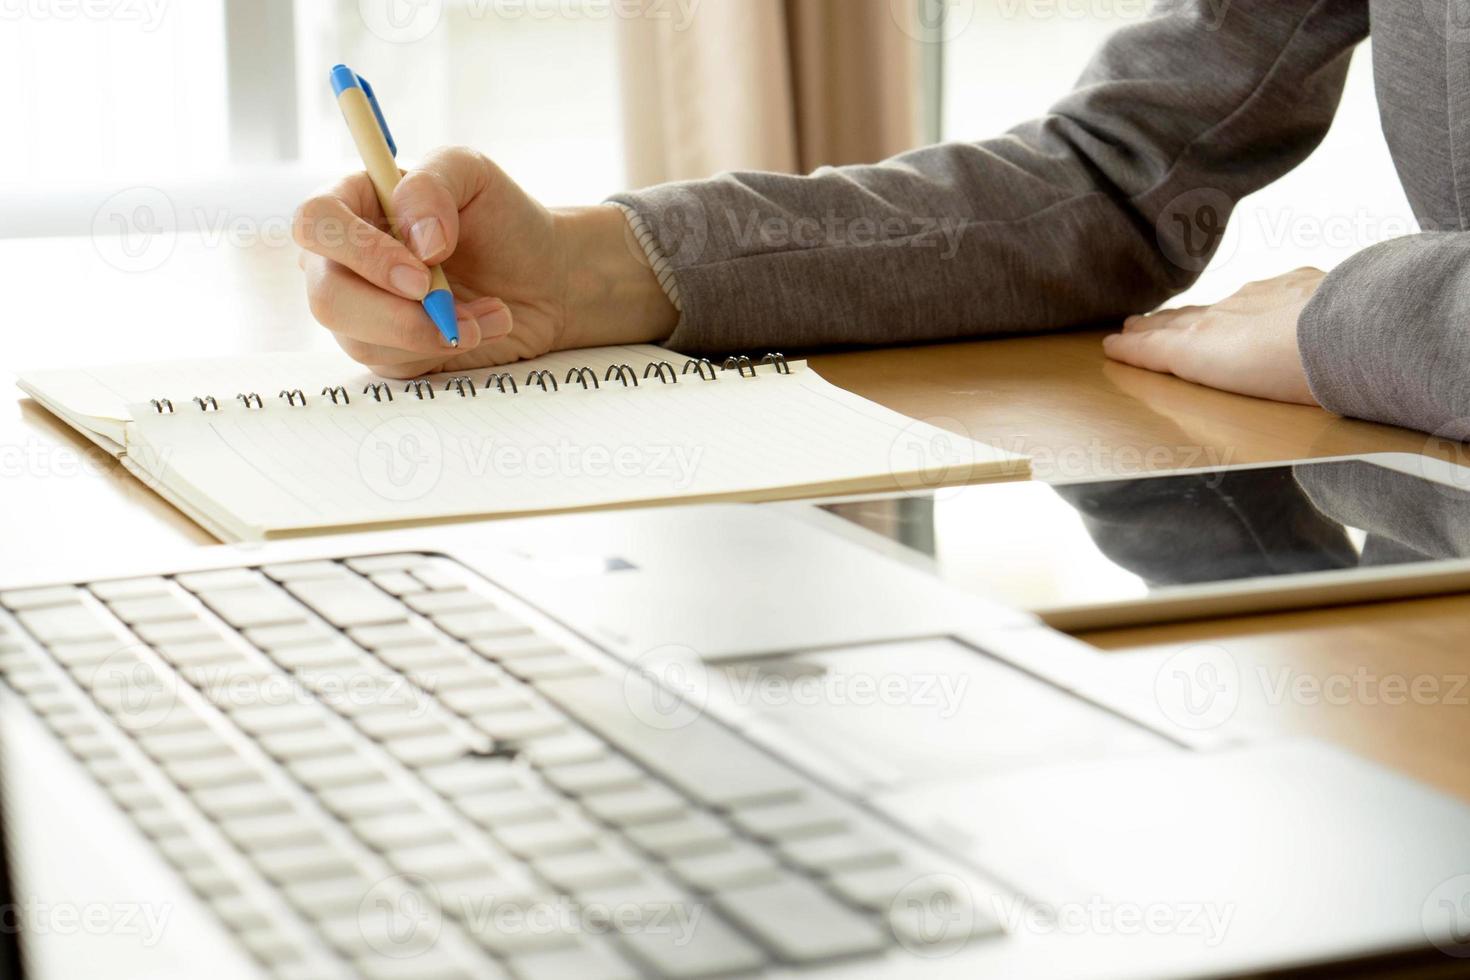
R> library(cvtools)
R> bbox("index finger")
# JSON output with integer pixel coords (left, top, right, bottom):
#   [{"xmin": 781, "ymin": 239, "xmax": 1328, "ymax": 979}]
[{"xmin": 292, "ymin": 173, "xmax": 433, "ymax": 302}]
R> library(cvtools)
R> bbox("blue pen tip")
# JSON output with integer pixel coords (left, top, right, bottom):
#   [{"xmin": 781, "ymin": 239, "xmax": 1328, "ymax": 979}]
[{"xmin": 422, "ymin": 290, "xmax": 460, "ymax": 347}]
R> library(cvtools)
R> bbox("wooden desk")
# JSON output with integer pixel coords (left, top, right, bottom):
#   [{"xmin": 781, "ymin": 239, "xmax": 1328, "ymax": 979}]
[{"xmin": 5, "ymin": 234, "xmax": 1469, "ymax": 803}]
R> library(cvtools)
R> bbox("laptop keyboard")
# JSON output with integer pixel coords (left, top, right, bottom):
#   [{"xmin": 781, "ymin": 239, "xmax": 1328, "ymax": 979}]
[{"xmin": 0, "ymin": 555, "xmax": 1001, "ymax": 979}]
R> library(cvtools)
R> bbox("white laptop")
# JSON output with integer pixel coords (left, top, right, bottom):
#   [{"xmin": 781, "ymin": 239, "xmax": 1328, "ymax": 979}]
[{"xmin": 2, "ymin": 485, "xmax": 1469, "ymax": 978}]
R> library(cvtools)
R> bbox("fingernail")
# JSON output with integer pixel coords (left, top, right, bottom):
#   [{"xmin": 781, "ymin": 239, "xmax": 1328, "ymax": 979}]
[
  {"xmin": 477, "ymin": 305, "xmax": 513, "ymax": 340},
  {"xmin": 409, "ymin": 218, "xmax": 445, "ymax": 262},
  {"xmin": 389, "ymin": 265, "xmax": 430, "ymax": 299}
]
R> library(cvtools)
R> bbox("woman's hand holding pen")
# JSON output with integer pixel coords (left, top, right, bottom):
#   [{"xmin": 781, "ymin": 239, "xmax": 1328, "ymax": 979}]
[{"xmin": 293, "ymin": 146, "xmax": 677, "ymax": 379}]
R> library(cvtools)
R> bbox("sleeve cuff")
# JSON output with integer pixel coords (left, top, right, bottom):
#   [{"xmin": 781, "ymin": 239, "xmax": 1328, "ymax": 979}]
[{"xmin": 610, "ymin": 202, "xmax": 684, "ymax": 314}]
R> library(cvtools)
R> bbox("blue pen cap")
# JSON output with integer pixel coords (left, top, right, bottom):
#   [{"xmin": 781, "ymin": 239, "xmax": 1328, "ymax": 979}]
[{"xmin": 330, "ymin": 64, "xmax": 397, "ymax": 158}]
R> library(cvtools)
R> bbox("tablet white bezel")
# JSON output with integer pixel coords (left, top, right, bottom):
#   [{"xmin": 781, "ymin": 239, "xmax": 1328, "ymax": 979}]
[{"xmin": 779, "ymin": 452, "xmax": 1470, "ymax": 631}]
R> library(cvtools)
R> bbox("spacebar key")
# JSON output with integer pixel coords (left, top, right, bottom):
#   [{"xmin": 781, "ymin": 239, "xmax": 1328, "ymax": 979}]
[{"xmin": 536, "ymin": 675, "xmax": 803, "ymax": 809}]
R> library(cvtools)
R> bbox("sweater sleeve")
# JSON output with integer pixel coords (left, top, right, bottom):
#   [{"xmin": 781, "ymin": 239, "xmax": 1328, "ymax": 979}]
[{"xmin": 608, "ymin": 0, "xmax": 1368, "ymax": 355}]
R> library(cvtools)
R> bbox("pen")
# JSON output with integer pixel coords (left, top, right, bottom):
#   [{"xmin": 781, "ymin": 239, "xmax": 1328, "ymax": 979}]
[{"xmin": 330, "ymin": 64, "xmax": 459, "ymax": 348}]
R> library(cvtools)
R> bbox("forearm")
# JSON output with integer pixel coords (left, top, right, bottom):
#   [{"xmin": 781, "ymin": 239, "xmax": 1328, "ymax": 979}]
[{"xmin": 1299, "ymin": 233, "xmax": 1470, "ymax": 439}]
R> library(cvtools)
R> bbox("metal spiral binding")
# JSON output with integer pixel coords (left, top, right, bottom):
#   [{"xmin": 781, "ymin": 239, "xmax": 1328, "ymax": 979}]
[
  {"xmin": 446, "ymin": 377, "xmax": 476, "ymax": 398},
  {"xmin": 604, "ymin": 364, "xmax": 639, "ymax": 388},
  {"xmin": 526, "ymin": 371, "xmax": 558, "ymax": 393},
  {"xmin": 566, "ymin": 368, "xmax": 600, "ymax": 390},
  {"xmin": 487, "ymin": 374, "xmax": 519, "ymax": 394},
  {"xmin": 682, "ymin": 359, "xmax": 717, "ymax": 381},
  {"xmin": 723, "ymin": 356, "xmax": 757, "ymax": 379},
  {"xmin": 145, "ymin": 354, "xmax": 792, "ymax": 415}
]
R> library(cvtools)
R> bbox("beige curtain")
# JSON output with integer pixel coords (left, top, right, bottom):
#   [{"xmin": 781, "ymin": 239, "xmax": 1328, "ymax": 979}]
[{"xmin": 618, "ymin": 0, "xmax": 921, "ymax": 187}]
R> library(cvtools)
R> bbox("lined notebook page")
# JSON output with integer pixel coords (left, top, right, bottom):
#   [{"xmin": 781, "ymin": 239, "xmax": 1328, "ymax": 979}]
[{"xmin": 127, "ymin": 364, "xmax": 1025, "ymax": 539}]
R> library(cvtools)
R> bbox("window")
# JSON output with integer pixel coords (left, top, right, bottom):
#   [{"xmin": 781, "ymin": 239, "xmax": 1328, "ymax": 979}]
[{"xmin": 0, "ymin": 0, "xmax": 624, "ymax": 238}]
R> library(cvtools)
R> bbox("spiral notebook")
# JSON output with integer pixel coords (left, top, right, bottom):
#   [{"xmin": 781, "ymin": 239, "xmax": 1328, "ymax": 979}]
[{"xmin": 17, "ymin": 345, "xmax": 1028, "ymax": 541}]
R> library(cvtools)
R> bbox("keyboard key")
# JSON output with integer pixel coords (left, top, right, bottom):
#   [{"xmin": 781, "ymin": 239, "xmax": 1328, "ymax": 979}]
[
  {"xmin": 533, "ymin": 847, "xmax": 642, "ymax": 891},
  {"xmin": 251, "ymin": 844, "xmax": 357, "ymax": 884},
  {"xmin": 517, "ymin": 732, "xmax": 606, "ymax": 769},
  {"xmin": 828, "ymin": 862, "xmax": 951, "ymax": 910},
  {"xmin": 17, "ymin": 603, "xmax": 122, "ymax": 645},
  {"xmin": 470, "ymin": 635, "xmax": 561, "ymax": 662},
  {"xmin": 351, "ymin": 809, "xmax": 456, "ymax": 852},
  {"xmin": 0, "ymin": 586, "xmax": 81, "ymax": 609},
  {"xmin": 730, "ymin": 797, "xmax": 849, "ymax": 842},
  {"xmin": 152, "ymin": 639, "xmax": 239, "ymax": 666},
  {"xmin": 354, "ymin": 710, "xmax": 454, "ymax": 743},
  {"xmin": 134, "ymin": 619, "xmax": 228, "ymax": 645},
  {"xmin": 198, "ymin": 587, "xmax": 305, "ymax": 629},
  {"xmin": 540, "ymin": 758, "xmax": 645, "ymax": 797},
  {"xmin": 348, "ymin": 621, "xmax": 437, "ymax": 649},
  {"xmin": 580, "ymin": 785, "xmax": 687, "ymax": 827},
  {"xmin": 502, "ymin": 655, "xmax": 595, "ymax": 683},
  {"xmin": 779, "ymin": 832, "xmax": 900, "ymax": 874},
  {"xmin": 230, "ymin": 702, "xmax": 326, "ymax": 736},
  {"xmin": 268, "ymin": 643, "xmax": 361, "ymax": 672},
  {"xmin": 88, "ymin": 578, "xmax": 171, "ymax": 601},
  {"xmin": 191, "ymin": 780, "xmax": 294, "ymax": 820},
  {"xmin": 261, "ymin": 561, "xmax": 348, "ymax": 583},
  {"xmin": 163, "ymin": 753, "xmax": 260, "ymax": 790},
  {"xmin": 283, "ymin": 875, "xmax": 376, "ymax": 918},
  {"xmin": 505, "ymin": 937, "xmax": 637, "ymax": 980},
  {"xmin": 286, "ymin": 579, "xmax": 407, "ymax": 628},
  {"xmin": 259, "ymin": 728, "xmax": 354, "ymax": 762},
  {"xmin": 368, "ymin": 571, "xmax": 425, "ymax": 597},
  {"xmin": 409, "ymin": 562, "xmax": 476, "ymax": 592},
  {"xmin": 456, "ymin": 787, "xmax": 559, "ymax": 829},
  {"xmin": 616, "ymin": 904, "xmax": 765, "ymax": 978},
  {"xmin": 405, "ymin": 591, "xmax": 495, "ymax": 616},
  {"xmin": 106, "ymin": 594, "xmax": 197, "ymax": 625},
  {"xmin": 44, "ymin": 639, "xmax": 121, "ymax": 668},
  {"xmin": 383, "ymin": 732, "xmax": 479, "ymax": 768},
  {"xmin": 436, "ymin": 685, "xmax": 531, "ymax": 717},
  {"xmin": 244, "ymin": 621, "xmax": 338, "ymax": 651},
  {"xmin": 175, "ymin": 569, "xmax": 264, "ymax": 592},
  {"xmin": 288, "ymin": 752, "xmax": 386, "ymax": 790},
  {"xmin": 624, "ymin": 812, "xmax": 734, "ymax": 859},
  {"xmin": 470, "ymin": 706, "xmax": 569, "ymax": 743},
  {"xmin": 134, "ymin": 727, "xmax": 235, "ymax": 763},
  {"xmin": 493, "ymin": 815, "xmax": 599, "ymax": 859},
  {"xmin": 539, "ymin": 675, "xmax": 805, "ymax": 810},
  {"xmin": 418, "ymin": 758, "xmax": 523, "ymax": 798},
  {"xmin": 345, "ymin": 555, "xmax": 427, "ymax": 574},
  {"xmin": 714, "ymin": 874, "xmax": 885, "ymax": 963},
  {"xmin": 220, "ymin": 812, "xmax": 325, "ymax": 851},
  {"xmin": 432, "ymin": 610, "xmax": 530, "ymax": 641},
  {"xmin": 387, "ymin": 842, "xmax": 495, "ymax": 882},
  {"xmin": 317, "ymin": 780, "xmax": 416, "ymax": 820},
  {"xmin": 668, "ymin": 842, "xmax": 782, "ymax": 893}
]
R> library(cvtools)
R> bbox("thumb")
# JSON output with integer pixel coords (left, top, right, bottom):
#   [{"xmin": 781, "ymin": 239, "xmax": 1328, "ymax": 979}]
[{"xmin": 391, "ymin": 146, "xmax": 490, "ymax": 265}]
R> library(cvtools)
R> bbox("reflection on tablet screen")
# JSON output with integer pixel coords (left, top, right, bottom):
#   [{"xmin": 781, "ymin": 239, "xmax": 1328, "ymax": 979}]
[{"xmin": 820, "ymin": 460, "xmax": 1470, "ymax": 614}]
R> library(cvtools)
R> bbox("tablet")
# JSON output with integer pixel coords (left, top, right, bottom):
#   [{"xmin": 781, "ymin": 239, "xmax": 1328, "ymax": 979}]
[{"xmin": 791, "ymin": 453, "xmax": 1470, "ymax": 630}]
